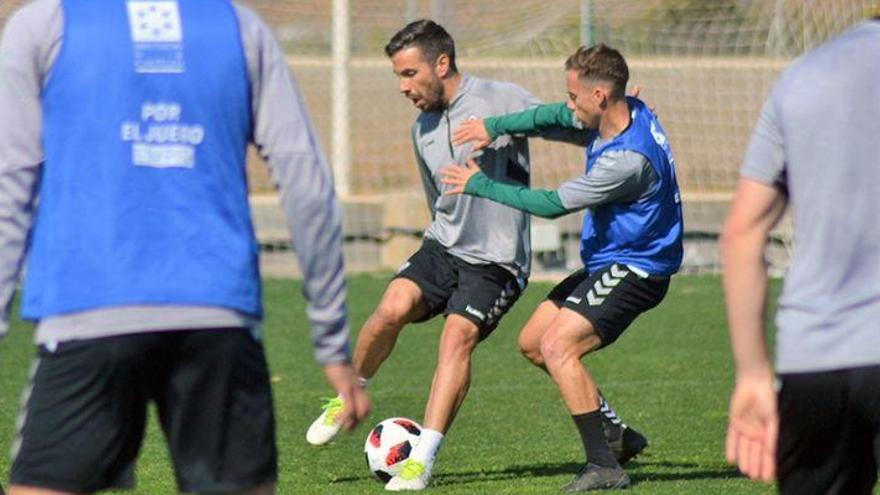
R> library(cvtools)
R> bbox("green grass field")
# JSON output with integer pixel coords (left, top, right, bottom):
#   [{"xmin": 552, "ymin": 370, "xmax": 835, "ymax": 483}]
[{"xmin": 0, "ymin": 274, "xmax": 781, "ymax": 494}]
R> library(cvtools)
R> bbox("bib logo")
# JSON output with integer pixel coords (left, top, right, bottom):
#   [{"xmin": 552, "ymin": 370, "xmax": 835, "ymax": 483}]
[
  {"xmin": 121, "ymin": 102, "xmax": 206, "ymax": 169},
  {"xmin": 126, "ymin": 1, "xmax": 185, "ymax": 73}
]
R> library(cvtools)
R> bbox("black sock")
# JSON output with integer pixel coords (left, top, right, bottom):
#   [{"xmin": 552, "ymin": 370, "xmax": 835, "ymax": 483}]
[
  {"xmin": 572, "ymin": 411, "xmax": 619, "ymax": 468},
  {"xmin": 598, "ymin": 394, "xmax": 623, "ymax": 440}
]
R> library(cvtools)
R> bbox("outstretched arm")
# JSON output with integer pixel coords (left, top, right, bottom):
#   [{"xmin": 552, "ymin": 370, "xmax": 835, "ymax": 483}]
[
  {"xmin": 441, "ymin": 159, "xmax": 570, "ymax": 219},
  {"xmin": 453, "ymin": 87, "xmax": 653, "ymax": 151},
  {"xmin": 442, "ymin": 150, "xmax": 656, "ymax": 221},
  {"xmin": 452, "ymin": 103, "xmax": 582, "ymax": 151}
]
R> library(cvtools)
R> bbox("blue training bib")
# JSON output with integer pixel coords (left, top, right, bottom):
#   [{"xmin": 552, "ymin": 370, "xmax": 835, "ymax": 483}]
[
  {"xmin": 579, "ymin": 97, "xmax": 683, "ymax": 276},
  {"xmin": 23, "ymin": 0, "xmax": 262, "ymax": 319}
]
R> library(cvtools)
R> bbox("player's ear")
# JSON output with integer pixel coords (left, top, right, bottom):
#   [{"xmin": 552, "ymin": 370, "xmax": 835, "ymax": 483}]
[
  {"xmin": 435, "ymin": 53, "xmax": 451, "ymax": 78},
  {"xmin": 594, "ymin": 85, "xmax": 609, "ymax": 109},
  {"xmin": 590, "ymin": 85, "xmax": 602, "ymax": 105}
]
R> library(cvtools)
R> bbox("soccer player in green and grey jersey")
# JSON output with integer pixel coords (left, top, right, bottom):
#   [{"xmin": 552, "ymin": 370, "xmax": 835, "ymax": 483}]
[
  {"xmin": 453, "ymin": 101, "xmax": 660, "ymax": 221},
  {"xmin": 306, "ymin": 20, "xmax": 639, "ymax": 491}
]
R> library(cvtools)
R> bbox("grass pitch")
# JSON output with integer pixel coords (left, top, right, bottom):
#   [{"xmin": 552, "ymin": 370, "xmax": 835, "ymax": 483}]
[{"xmin": 0, "ymin": 274, "xmax": 780, "ymax": 494}]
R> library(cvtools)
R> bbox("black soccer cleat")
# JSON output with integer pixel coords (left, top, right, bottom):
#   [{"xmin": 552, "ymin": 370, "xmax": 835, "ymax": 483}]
[
  {"xmin": 562, "ymin": 463, "xmax": 631, "ymax": 492},
  {"xmin": 605, "ymin": 425, "xmax": 648, "ymax": 466}
]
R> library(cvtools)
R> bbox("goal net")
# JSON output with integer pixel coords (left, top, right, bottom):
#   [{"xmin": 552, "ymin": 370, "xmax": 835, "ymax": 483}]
[
  {"xmin": 250, "ymin": 0, "xmax": 877, "ymax": 275},
  {"xmin": 3, "ymin": 0, "xmax": 878, "ymax": 276}
]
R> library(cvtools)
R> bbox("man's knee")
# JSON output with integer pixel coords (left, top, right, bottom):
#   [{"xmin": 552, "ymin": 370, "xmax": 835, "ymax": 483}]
[
  {"xmin": 518, "ymin": 333, "xmax": 544, "ymax": 366},
  {"xmin": 371, "ymin": 301, "xmax": 411, "ymax": 329},
  {"xmin": 540, "ymin": 313, "xmax": 603, "ymax": 368},
  {"xmin": 369, "ymin": 280, "xmax": 424, "ymax": 330},
  {"xmin": 371, "ymin": 286, "xmax": 423, "ymax": 330},
  {"xmin": 539, "ymin": 330, "xmax": 572, "ymax": 368},
  {"xmin": 540, "ymin": 327, "xmax": 594, "ymax": 368},
  {"xmin": 440, "ymin": 317, "xmax": 481, "ymax": 356}
]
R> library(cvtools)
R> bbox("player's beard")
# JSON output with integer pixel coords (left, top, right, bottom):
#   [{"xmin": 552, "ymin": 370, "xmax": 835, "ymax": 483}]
[{"xmin": 419, "ymin": 76, "xmax": 446, "ymax": 112}]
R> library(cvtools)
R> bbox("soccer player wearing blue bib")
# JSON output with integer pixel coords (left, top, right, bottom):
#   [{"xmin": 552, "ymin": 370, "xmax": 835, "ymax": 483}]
[
  {"xmin": 444, "ymin": 44, "xmax": 683, "ymax": 491},
  {"xmin": 0, "ymin": 1, "xmax": 369, "ymax": 493}
]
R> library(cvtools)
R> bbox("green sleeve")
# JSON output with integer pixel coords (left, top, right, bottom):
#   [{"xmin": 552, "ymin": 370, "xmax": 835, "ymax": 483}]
[
  {"xmin": 484, "ymin": 102, "xmax": 576, "ymax": 140},
  {"xmin": 464, "ymin": 171, "xmax": 570, "ymax": 219}
]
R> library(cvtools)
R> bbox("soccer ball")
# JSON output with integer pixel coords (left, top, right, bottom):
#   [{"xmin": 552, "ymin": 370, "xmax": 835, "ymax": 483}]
[{"xmin": 364, "ymin": 417, "xmax": 422, "ymax": 482}]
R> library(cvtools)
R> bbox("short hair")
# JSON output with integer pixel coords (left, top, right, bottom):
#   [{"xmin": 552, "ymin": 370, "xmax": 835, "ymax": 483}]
[
  {"xmin": 385, "ymin": 19, "xmax": 458, "ymax": 73},
  {"xmin": 564, "ymin": 44, "xmax": 629, "ymax": 100}
]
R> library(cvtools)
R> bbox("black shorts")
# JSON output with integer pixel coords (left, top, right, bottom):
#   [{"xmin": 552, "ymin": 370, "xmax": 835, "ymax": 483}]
[
  {"xmin": 546, "ymin": 263, "xmax": 669, "ymax": 347},
  {"xmin": 395, "ymin": 239, "xmax": 526, "ymax": 340},
  {"xmin": 777, "ymin": 365, "xmax": 880, "ymax": 495},
  {"xmin": 10, "ymin": 328, "xmax": 277, "ymax": 494}
]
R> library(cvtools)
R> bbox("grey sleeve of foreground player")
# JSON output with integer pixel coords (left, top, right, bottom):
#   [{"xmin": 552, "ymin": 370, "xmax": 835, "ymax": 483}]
[
  {"xmin": 0, "ymin": 3, "xmax": 57, "ymax": 339},
  {"xmin": 741, "ymin": 95, "xmax": 787, "ymax": 190},
  {"xmin": 238, "ymin": 6, "xmax": 351, "ymax": 365}
]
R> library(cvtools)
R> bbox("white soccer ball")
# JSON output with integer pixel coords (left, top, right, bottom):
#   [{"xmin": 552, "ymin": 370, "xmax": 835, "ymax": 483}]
[{"xmin": 364, "ymin": 417, "xmax": 422, "ymax": 482}]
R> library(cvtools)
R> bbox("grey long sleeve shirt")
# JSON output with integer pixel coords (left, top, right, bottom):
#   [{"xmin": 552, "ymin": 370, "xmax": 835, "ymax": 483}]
[
  {"xmin": 0, "ymin": 0, "xmax": 351, "ymax": 364},
  {"xmin": 414, "ymin": 75, "xmax": 590, "ymax": 278}
]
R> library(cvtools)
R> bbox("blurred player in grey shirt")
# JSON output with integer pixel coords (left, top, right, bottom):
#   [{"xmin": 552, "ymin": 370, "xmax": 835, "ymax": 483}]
[
  {"xmin": 0, "ymin": 1, "xmax": 368, "ymax": 493},
  {"xmin": 722, "ymin": 16, "xmax": 880, "ymax": 495}
]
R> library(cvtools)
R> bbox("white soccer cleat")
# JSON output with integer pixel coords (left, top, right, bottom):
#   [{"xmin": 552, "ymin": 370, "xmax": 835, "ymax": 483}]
[
  {"xmin": 305, "ymin": 396, "xmax": 345, "ymax": 446},
  {"xmin": 384, "ymin": 459, "xmax": 432, "ymax": 491}
]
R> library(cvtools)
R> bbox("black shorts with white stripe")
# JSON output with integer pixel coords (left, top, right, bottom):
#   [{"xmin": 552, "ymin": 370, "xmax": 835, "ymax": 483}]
[
  {"xmin": 546, "ymin": 263, "xmax": 670, "ymax": 347},
  {"xmin": 395, "ymin": 239, "xmax": 526, "ymax": 340}
]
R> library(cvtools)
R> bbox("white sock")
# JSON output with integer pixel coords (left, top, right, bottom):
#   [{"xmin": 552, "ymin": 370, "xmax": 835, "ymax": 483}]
[{"xmin": 410, "ymin": 428, "xmax": 444, "ymax": 471}]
